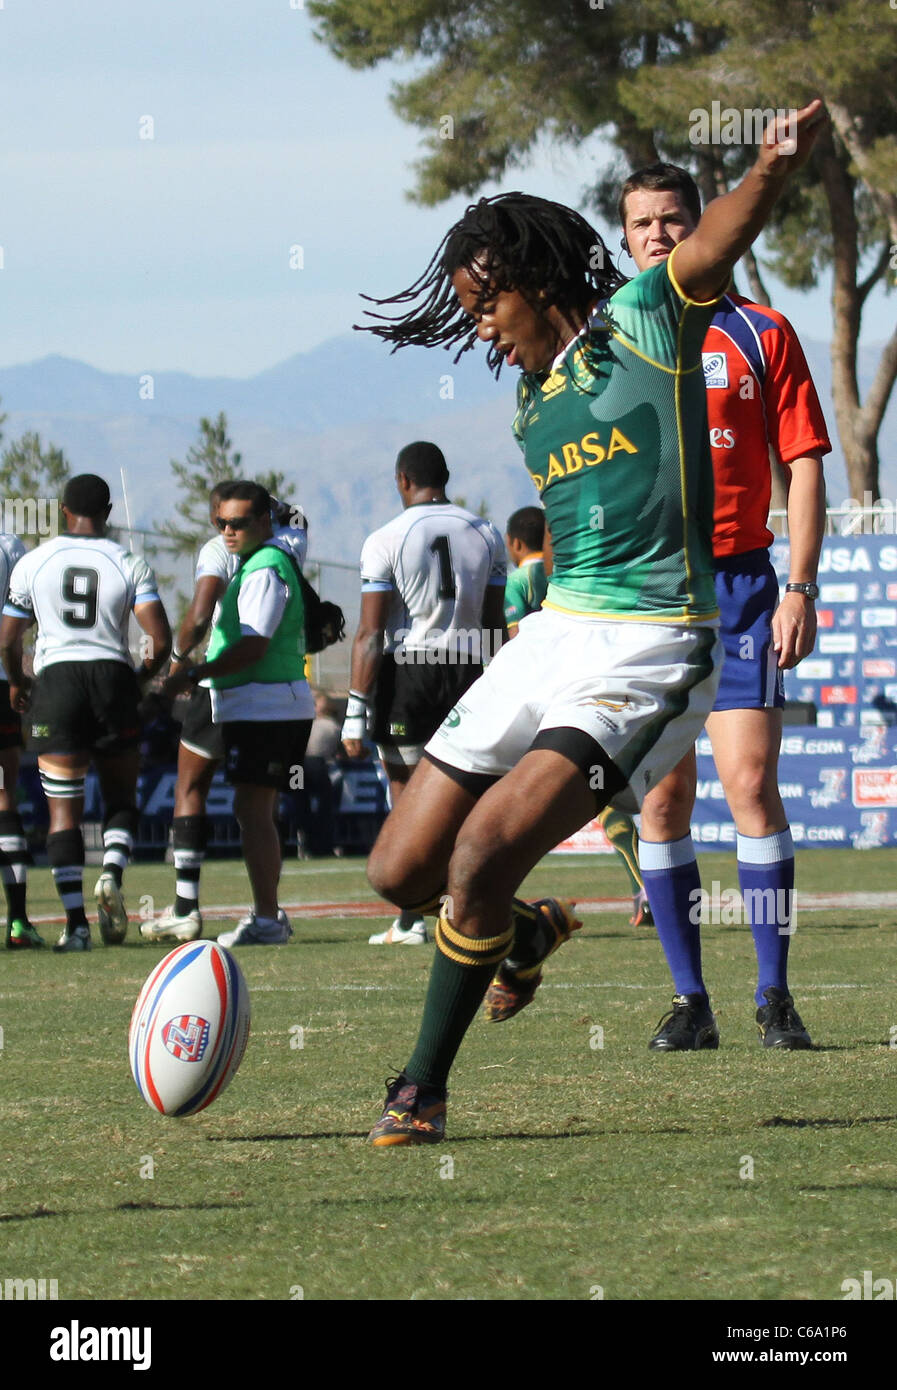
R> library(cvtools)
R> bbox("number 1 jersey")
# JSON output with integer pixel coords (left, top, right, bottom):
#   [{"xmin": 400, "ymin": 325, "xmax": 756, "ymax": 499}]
[
  {"xmin": 360, "ymin": 502, "xmax": 506, "ymax": 659},
  {"xmin": 5, "ymin": 535, "xmax": 160, "ymax": 674}
]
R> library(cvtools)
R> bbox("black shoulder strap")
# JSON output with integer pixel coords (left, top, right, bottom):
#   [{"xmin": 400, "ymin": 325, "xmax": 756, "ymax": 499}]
[{"xmin": 254, "ymin": 542, "xmax": 316, "ymax": 603}]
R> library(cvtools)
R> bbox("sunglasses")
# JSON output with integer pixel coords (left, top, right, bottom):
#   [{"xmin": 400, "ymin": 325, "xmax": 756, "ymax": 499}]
[{"xmin": 215, "ymin": 514, "xmax": 256, "ymax": 532}]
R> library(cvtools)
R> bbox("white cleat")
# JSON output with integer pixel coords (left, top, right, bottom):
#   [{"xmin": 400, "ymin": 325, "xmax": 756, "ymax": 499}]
[
  {"xmin": 95, "ymin": 872, "xmax": 128, "ymax": 945},
  {"xmin": 368, "ymin": 918, "xmax": 429, "ymax": 946},
  {"xmin": 218, "ymin": 913, "xmax": 293, "ymax": 948},
  {"xmin": 140, "ymin": 905, "xmax": 203, "ymax": 943}
]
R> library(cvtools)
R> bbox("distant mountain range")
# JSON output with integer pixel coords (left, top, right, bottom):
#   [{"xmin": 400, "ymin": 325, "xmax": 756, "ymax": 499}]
[
  {"xmin": 0, "ymin": 336, "xmax": 530, "ymax": 578},
  {"xmin": 1, "ymin": 333, "xmax": 895, "ymax": 586},
  {"xmin": 0, "ymin": 333, "xmax": 503, "ymax": 432}
]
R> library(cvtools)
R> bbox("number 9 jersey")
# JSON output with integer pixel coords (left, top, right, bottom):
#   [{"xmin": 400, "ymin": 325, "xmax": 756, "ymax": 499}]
[{"xmin": 4, "ymin": 535, "xmax": 160, "ymax": 673}]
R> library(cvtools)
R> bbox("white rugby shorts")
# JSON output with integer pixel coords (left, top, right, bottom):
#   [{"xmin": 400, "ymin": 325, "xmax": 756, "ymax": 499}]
[
  {"xmin": 376, "ymin": 740, "xmax": 425, "ymax": 770},
  {"xmin": 424, "ymin": 608, "xmax": 721, "ymax": 812}
]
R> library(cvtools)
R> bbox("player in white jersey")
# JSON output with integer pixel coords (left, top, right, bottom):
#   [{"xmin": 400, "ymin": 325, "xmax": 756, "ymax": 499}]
[
  {"xmin": 0, "ymin": 530, "xmax": 40, "ymax": 948},
  {"xmin": 0, "ymin": 474, "xmax": 171, "ymax": 952},
  {"xmin": 341, "ymin": 441, "xmax": 507, "ymax": 944},
  {"xmin": 143, "ymin": 487, "xmax": 308, "ymax": 943},
  {"xmin": 271, "ymin": 496, "xmax": 309, "ymax": 571}
]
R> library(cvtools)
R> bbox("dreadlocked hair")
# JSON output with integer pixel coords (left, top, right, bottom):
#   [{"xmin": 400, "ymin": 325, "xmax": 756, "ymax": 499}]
[{"xmin": 356, "ymin": 192, "xmax": 626, "ymax": 377}]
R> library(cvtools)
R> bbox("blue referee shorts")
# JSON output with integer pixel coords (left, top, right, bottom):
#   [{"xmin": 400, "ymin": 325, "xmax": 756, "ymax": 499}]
[{"xmin": 713, "ymin": 548, "xmax": 785, "ymax": 711}]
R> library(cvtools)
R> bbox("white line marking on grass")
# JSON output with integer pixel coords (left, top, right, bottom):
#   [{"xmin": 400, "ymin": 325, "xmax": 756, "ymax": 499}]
[
  {"xmin": 327, "ymin": 984, "xmax": 390, "ymax": 991},
  {"xmin": 572, "ymin": 891, "xmax": 897, "ymax": 914},
  {"xmin": 28, "ymin": 888, "xmax": 897, "ymax": 929},
  {"xmin": 29, "ymin": 900, "xmax": 395, "ymax": 926},
  {"xmin": 280, "ymin": 863, "xmax": 371, "ymax": 876},
  {"xmin": 542, "ymin": 982, "xmax": 651, "ymax": 990},
  {"xmin": 792, "ymin": 892, "xmax": 897, "ymax": 910},
  {"xmin": 251, "ymin": 984, "xmax": 390, "ymax": 993}
]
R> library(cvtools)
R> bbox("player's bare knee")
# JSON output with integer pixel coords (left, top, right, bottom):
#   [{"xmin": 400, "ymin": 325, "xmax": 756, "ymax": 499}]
[
  {"xmin": 232, "ymin": 783, "xmax": 272, "ymax": 827},
  {"xmin": 366, "ymin": 841, "xmax": 400, "ymax": 900},
  {"xmin": 448, "ymin": 826, "xmax": 516, "ymax": 908},
  {"xmin": 366, "ymin": 833, "xmax": 421, "ymax": 903},
  {"xmin": 640, "ymin": 788, "xmax": 693, "ymax": 839},
  {"xmin": 186, "ymin": 770, "xmax": 214, "ymax": 801},
  {"xmin": 725, "ymin": 763, "xmax": 779, "ymax": 820},
  {"xmin": 641, "ymin": 764, "xmax": 695, "ymax": 837}
]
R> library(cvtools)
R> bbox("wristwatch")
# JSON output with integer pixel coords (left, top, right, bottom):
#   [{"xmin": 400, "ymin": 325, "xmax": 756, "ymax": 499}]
[{"xmin": 785, "ymin": 582, "xmax": 819, "ymax": 599}]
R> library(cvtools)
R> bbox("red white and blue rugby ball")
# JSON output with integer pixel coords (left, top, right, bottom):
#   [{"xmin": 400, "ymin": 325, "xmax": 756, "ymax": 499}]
[{"xmin": 129, "ymin": 942, "xmax": 251, "ymax": 1117}]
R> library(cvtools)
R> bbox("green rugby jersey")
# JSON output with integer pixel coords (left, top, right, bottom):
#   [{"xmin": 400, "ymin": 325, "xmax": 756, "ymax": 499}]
[
  {"xmin": 512, "ymin": 249, "xmax": 719, "ymax": 623},
  {"xmin": 504, "ymin": 554, "xmax": 548, "ymax": 626}
]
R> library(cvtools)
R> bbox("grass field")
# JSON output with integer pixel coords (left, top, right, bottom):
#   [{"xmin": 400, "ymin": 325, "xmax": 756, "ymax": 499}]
[{"xmin": 2, "ymin": 848, "xmax": 896, "ymax": 1304}]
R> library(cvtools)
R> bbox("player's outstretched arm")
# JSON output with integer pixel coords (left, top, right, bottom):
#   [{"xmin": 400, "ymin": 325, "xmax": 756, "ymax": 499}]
[
  {"xmin": 171, "ymin": 575, "xmax": 226, "ymax": 665},
  {"xmin": 165, "ymin": 632, "xmax": 272, "ymax": 697},
  {"xmin": 342, "ymin": 590, "xmax": 390, "ymax": 759},
  {"xmin": 134, "ymin": 599, "xmax": 173, "ymax": 681},
  {"xmin": 673, "ymin": 99, "xmax": 826, "ymax": 303},
  {"xmin": 0, "ymin": 612, "xmax": 34, "ymax": 711}
]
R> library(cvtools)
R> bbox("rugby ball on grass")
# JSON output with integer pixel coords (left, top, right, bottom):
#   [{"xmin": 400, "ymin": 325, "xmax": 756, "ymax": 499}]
[{"xmin": 129, "ymin": 942, "xmax": 250, "ymax": 1116}]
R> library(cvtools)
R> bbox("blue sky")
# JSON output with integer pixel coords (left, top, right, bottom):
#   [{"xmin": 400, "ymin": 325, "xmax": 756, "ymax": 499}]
[{"xmin": 0, "ymin": 0, "xmax": 891, "ymax": 378}]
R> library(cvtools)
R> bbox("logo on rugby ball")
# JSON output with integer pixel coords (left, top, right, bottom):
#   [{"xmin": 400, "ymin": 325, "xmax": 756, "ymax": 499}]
[{"xmin": 162, "ymin": 1014, "xmax": 211, "ymax": 1062}]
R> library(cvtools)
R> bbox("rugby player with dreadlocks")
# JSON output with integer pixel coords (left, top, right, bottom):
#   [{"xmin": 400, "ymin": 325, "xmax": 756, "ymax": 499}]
[{"xmin": 357, "ymin": 101, "xmax": 825, "ymax": 1146}]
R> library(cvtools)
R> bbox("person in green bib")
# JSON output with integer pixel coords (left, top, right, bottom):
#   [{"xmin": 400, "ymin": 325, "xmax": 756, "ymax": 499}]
[{"xmin": 165, "ymin": 480, "xmax": 312, "ymax": 947}]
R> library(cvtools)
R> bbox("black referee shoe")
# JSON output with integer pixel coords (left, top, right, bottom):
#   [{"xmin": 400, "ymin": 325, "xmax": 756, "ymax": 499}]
[
  {"xmin": 649, "ymin": 993, "xmax": 719, "ymax": 1051},
  {"xmin": 756, "ymin": 987, "xmax": 813, "ymax": 1049}
]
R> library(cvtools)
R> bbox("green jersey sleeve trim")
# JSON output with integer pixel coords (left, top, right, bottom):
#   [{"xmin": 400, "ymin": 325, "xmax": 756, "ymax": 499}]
[
  {"xmin": 610, "ymin": 335, "xmax": 681, "ymax": 376},
  {"xmin": 666, "ymin": 243, "xmax": 728, "ymax": 308}
]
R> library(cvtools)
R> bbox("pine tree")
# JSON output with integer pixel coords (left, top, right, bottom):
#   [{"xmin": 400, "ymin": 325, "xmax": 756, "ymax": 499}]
[
  {"xmin": 310, "ymin": 0, "xmax": 897, "ymax": 497},
  {"xmin": 0, "ymin": 425, "xmax": 71, "ymax": 548},
  {"xmin": 161, "ymin": 413, "xmax": 244, "ymax": 557},
  {"xmin": 162, "ymin": 413, "xmax": 286, "ymax": 558}
]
